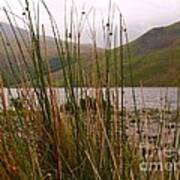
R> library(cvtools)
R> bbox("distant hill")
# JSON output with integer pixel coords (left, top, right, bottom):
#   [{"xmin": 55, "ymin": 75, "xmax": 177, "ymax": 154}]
[
  {"xmin": 0, "ymin": 21, "xmax": 179, "ymax": 86},
  {"xmin": 0, "ymin": 22, "xmax": 103, "ymax": 85},
  {"xmin": 123, "ymin": 22, "xmax": 180, "ymax": 86},
  {"xmin": 0, "ymin": 22, "xmax": 102, "ymax": 59},
  {"xmin": 51, "ymin": 21, "xmax": 180, "ymax": 87},
  {"xmin": 130, "ymin": 22, "xmax": 180, "ymax": 56}
]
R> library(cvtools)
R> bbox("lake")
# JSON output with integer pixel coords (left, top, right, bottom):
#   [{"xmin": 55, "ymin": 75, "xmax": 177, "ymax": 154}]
[{"xmin": 0, "ymin": 87, "xmax": 179, "ymax": 110}]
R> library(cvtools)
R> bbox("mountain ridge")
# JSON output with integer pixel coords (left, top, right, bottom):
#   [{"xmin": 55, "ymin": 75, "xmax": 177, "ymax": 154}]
[
  {"xmin": 129, "ymin": 21, "xmax": 180, "ymax": 57},
  {"xmin": 0, "ymin": 21, "xmax": 179, "ymax": 86}
]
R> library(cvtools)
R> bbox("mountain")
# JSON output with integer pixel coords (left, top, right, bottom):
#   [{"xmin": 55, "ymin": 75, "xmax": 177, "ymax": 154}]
[
  {"xmin": 0, "ymin": 22, "xmax": 28, "ymax": 39},
  {"xmin": 0, "ymin": 22, "xmax": 101, "ymax": 59},
  {"xmin": 51, "ymin": 21, "xmax": 180, "ymax": 87},
  {"xmin": 0, "ymin": 21, "xmax": 180, "ymax": 86},
  {"xmin": 130, "ymin": 22, "xmax": 180, "ymax": 56},
  {"xmin": 0, "ymin": 22, "xmax": 103, "ymax": 85},
  {"xmin": 123, "ymin": 21, "xmax": 180, "ymax": 86}
]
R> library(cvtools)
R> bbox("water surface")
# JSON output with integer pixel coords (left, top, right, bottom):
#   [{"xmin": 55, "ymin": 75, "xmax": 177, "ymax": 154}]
[{"xmin": 1, "ymin": 87, "xmax": 178, "ymax": 110}]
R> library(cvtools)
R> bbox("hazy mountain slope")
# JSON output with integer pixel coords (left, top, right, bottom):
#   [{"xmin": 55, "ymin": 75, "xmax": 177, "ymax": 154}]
[
  {"xmin": 0, "ymin": 22, "xmax": 103, "ymax": 83},
  {"xmin": 0, "ymin": 21, "xmax": 179, "ymax": 86},
  {"xmin": 124, "ymin": 45, "xmax": 180, "ymax": 86},
  {"xmin": 50, "ymin": 22, "xmax": 180, "ymax": 87},
  {"xmin": 121, "ymin": 22, "xmax": 180, "ymax": 86},
  {"xmin": 130, "ymin": 22, "xmax": 180, "ymax": 57}
]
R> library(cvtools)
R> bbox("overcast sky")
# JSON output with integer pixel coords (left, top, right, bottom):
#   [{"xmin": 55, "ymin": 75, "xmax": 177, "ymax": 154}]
[{"xmin": 1, "ymin": 0, "xmax": 180, "ymax": 44}]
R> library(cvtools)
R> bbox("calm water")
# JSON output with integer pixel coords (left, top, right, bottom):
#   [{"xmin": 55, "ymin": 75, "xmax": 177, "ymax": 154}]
[{"xmin": 1, "ymin": 87, "xmax": 179, "ymax": 110}]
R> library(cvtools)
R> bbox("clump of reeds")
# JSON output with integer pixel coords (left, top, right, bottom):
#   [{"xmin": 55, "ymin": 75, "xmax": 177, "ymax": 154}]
[{"xmin": 0, "ymin": 0, "xmax": 179, "ymax": 180}]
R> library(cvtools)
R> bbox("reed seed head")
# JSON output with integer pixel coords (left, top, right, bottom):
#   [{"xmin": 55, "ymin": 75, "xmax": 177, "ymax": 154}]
[
  {"xmin": 68, "ymin": 33, "xmax": 72, "ymax": 39},
  {"xmin": 82, "ymin": 11, "xmax": 86, "ymax": 15},
  {"xmin": 106, "ymin": 23, "xmax": 110, "ymax": 27}
]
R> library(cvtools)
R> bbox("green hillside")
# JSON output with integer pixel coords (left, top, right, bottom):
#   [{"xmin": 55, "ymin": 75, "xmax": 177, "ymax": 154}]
[
  {"xmin": 124, "ymin": 44, "xmax": 180, "ymax": 86},
  {"xmin": 52, "ymin": 21, "xmax": 180, "ymax": 87},
  {"xmin": 124, "ymin": 22, "xmax": 180, "ymax": 86},
  {"xmin": 0, "ymin": 21, "xmax": 180, "ymax": 87}
]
